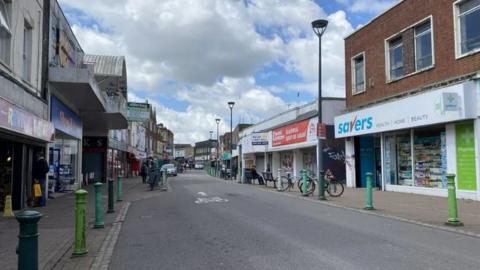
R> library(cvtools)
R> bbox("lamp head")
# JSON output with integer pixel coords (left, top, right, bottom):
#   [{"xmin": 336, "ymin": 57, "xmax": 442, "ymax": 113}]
[
  {"xmin": 311, "ymin": 19, "xmax": 328, "ymax": 37},
  {"xmin": 228, "ymin": 101, "xmax": 235, "ymax": 109},
  {"xmin": 215, "ymin": 118, "xmax": 221, "ymax": 124}
]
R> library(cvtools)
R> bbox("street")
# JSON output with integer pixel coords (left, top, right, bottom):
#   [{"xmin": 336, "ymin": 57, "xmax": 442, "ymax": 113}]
[{"xmin": 110, "ymin": 171, "xmax": 480, "ymax": 270}]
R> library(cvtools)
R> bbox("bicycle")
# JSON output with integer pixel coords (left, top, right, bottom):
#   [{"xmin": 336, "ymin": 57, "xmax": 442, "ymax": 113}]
[
  {"xmin": 297, "ymin": 169, "xmax": 345, "ymax": 197},
  {"xmin": 275, "ymin": 171, "xmax": 297, "ymax": 191}
]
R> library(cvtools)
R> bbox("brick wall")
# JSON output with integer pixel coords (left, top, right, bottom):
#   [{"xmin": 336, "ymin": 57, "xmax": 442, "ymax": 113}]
[{"xmin": 345, "ymin": 0, "xmax": 480, "ymax": 110}]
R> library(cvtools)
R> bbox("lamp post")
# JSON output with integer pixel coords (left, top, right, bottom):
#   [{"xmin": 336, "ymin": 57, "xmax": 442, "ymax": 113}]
[
  {"xmin": 215, "ymin": 118, "xmax": 220, "ymax": 177},
  {"xmin": 312, "ymin": 19, "xmax": 328, "ymax": 200},
  {"xmin": 209, "ymin": 130, "xmax": 213, "ymax": 140},
  {"xmin": 228, "ymin": 101, "xmax": 235, "ymax": 179}
]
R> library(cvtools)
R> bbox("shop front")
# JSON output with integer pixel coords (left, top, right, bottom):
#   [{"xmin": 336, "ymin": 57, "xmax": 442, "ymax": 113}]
[
  {"xmin": 335, "ymin": 81, "xmax": 480, "ymax": 200},
  {"xmin": 0, "ymin": 98, "xmax": 54, "ymax": 210},
  {"xmin": 49, "ymin": 96, "xmax": 83, "ymax": 192}
]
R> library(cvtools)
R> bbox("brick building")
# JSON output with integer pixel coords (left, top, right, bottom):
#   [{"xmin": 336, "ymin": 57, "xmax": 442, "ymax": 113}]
[{"xmin": 335, "ymin": 0, "xmax": 480, "ymax": 200}]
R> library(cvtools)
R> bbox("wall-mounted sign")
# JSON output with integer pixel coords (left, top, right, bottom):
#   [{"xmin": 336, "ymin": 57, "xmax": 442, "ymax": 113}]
[
  {"xmin": 272, "ymin": 118, "xmax": 318, "ymax": 147},
  {"xmin": 127, "ymin": 102, "xmax": 150, "ymax": 122},
  {"xmin": 334, "ymin": 81, "xmax": 477, "ymax": 138},
  {"xmin": 251, "ymin": 132, "xmax": 268, "ymax": 145},
  {"xmin": 51, "ymin": 96, "xmax": 82, "ymax": 139},
  {"xmin": 0, "ymin": 98, "xmax": 54, "ymax": 141}
]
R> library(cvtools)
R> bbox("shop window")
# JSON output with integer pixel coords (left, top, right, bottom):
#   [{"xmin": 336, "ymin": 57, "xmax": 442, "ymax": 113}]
[
  {"xmin": 351, "ymin": 52, "xmax": 365, "ymax": 94},
  {"xmin": 0, "ymin": 0, "xmax": 11, "ymax": 65},
  {"xmin": 384, "ymin": 133, "xmax": 412, "ymax": 186},
  {"xmin": 414, "ymin": 20, "xmax": 433, "ymax": 70},
  {"xmin": 455, "ymin": 0, "xmax": 480, "ymax": 56},
  {"xmin": 396, "ymin": 133, "xmax": 412, "ymax": 186},
  {"xmin": 413, "ymin": 127, "xmax": 446, "ymax": 188},
  {"xmin": 49, "ymin": 137, "xmax": 79, "ymax": 190},
  {"xmin": 388, "ymin": 37, "xmax": 404, "ymax": 80}
]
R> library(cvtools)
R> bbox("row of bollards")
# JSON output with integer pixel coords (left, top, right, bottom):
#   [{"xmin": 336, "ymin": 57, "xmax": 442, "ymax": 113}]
[
  {"xmin": 362, "ymin": 173, "xmax": 463, "ymax": 226},
  {"xmin": 14, "ymin": 176, "xmax": 124, "ymax": 269}
]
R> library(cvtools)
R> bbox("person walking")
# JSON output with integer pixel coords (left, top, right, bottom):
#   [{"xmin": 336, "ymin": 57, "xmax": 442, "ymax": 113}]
[
  {"xmin": 32, "ymin": 151, "xmax": 49, "ymax": 207},
  {"xmin": 140, "ymin": 162, "xmax": 148, "ymax": 184}
]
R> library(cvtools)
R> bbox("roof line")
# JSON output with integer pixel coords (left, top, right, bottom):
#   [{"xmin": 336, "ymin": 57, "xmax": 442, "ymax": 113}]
[{"xmin": 345, "ymin": 0, "xmax": 404, "ymax": 40}]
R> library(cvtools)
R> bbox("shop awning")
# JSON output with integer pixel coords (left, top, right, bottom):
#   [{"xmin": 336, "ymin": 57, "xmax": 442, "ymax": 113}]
[{"xmin": 49, "ymin": 66, "xmax": 106, "ymax": 113}]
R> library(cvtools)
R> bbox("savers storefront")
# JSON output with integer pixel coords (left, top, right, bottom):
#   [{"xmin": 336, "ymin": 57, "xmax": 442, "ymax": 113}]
[{"xmin": 335, "ymin": 81, "xmax": 480, "ymax": 200}]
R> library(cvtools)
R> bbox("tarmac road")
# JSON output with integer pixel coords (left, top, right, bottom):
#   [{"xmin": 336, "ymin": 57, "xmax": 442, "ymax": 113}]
[{"xmin": 110, "ymin": 170, "xmax": 480, "ymax": 270}]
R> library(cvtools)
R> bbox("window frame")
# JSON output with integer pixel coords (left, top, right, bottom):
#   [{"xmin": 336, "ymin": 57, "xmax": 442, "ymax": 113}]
[
  {"xmin": 22, "ymin": 19, "xmax": 33, "ymax": 83},
  {"xmin": 453, "ymin": 0, "xmax": 480, "ymax": 59},
  {"xmin": 0, "ymin": 0, "xmax": 12, "ymax": 67},
  {"xmin": 384, "ymin": 16, "xmax": 435, "ymax": 83},
  {"xmin": 414, "ymin": 17, "xmax": 435, "ymax": 72},
  {"xmin": 351, "ymin": 51, "xmax": 366, "ymax": 95}
]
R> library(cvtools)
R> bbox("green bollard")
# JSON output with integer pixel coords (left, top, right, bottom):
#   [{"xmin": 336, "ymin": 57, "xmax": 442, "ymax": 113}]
[
  {"xmin": 72, "ymin": 189, "xmax": 88, "ymax": 256},
  {"xmin": 445, "ymin": 174, "xmax": 463, "ymax": 226},
  {"xmin": 93, "ymin": 182, "xmax": 104, "ymax": 229},
  {"xmin": 301, "ymin": 170, "xmax": 308, "ymax": 196},
  {"xmin": 117, "ymin": 176, "xmax": 123, "ymax": 202},
  {"xmin": 364, "ymin": 172, "xmax": 374, "ymax": 210},
  {"xmin": 15, "ymin": 210, "xmax": 42, "ymax": 270},
  {"xmin": 318, "ymin": 170, "xmax": 326, "ymax": 201},
  {"xmin": 107, "ymin": 179, "xmax": 115, "ymax": 214}
]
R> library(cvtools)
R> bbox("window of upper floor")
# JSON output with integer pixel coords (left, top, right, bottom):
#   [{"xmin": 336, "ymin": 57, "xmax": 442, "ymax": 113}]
[
  {"xmin": 454, "ymin": 0, "xmax": 480, "ymax": 58},
  {"xmin": 0, "ymin": 0, "xmax": 11, "ymax": 66},
  {"xmin": 23, "ymin": 19, "xmax": 33, "ymax": 83},
  {"xmin": 385, "ymin": 17, "xmax": 434, "ymax": 82},
  {"xmin": 351, "ymin": 52, "xmax": 365, "ymax": 95}
]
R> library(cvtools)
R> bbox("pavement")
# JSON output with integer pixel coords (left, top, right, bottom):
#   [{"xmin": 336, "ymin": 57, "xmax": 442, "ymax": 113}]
[
  {"xmin": 110, "ymin": 171, "xmax": 480, "ymax": 270},
  {"xmin": 251, "ymin": 178, "xmax": 480, "ymax": 236},
  {"xmin": 0, "ymin": 176, "xmax": 158, "ymax": 270}
]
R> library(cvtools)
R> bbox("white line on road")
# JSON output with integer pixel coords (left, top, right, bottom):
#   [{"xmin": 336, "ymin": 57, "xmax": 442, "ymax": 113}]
[
  {"xmin": 197, "ymin": 192, "xmax": 207, "ymax": 196},
  {"xmin": 194, "ymin": 197, "xmax": 228, "ymax": 204}
]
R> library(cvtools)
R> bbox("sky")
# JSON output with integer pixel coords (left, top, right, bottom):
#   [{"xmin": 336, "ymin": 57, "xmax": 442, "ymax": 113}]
[{"xmin": 58, "ymin": 0, "xmax": 399, "ymax": 144}]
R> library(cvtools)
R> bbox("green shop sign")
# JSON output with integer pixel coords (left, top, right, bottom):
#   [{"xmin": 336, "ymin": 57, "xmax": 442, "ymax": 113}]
[{"xmin": 455, "ymin": 122, "xmax": 477, "ymax": 191}]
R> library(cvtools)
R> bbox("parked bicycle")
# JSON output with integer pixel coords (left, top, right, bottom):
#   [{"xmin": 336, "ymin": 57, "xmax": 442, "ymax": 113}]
[
  {"xmin": 297, "ymin": 169, "xmax": 345, "ymax": 197},
  {"xmin": 275, "ymin": 170, "xmax": 297, "ymax": 192}
]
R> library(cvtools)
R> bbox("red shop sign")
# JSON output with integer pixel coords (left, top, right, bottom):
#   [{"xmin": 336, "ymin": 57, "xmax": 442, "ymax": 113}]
[{"xmin": 272, "ymin": 119, "xmax": 309, "ymax": 147}]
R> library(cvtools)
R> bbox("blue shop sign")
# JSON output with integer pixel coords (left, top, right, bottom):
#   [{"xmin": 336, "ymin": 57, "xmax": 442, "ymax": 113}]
[{"xmin": 51, "ymin": 96, "xmax": 83, "ymax": 139}]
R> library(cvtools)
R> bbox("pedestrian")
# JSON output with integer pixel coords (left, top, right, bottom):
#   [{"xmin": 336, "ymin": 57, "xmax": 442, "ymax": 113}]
[
  {"xmin": 140, "ymin": 162, "xmax": 148, "ymax": 184},
  {"xmin": 251, "ymin": 165, "xmax": 264, "ymax": 185},
  {"xmin": 32, "ymin": 151, "xmax": 49, "ymax": 207}
]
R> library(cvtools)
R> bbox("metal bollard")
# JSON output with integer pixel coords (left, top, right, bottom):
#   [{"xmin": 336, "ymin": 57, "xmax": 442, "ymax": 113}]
[
  {"xmin": 301, "ymin": 170, "xmax": 308, "ymax": 196},
  {"xmin": 72, "ymin": 189, "xmax": 88, "ymax": 256},
  {"xmin": 364, "ymin": 172, "xmax": 374, "ymax": 210},
  {"xmin": 15, "ymin": 210, "xmax": 42, "ymax": 270},
  {"xmin": 117, "ymin": 176, "xmax": 123, "ymax": 202},
  {"xmin": 277, "ymin": 169, "xmax": 282, "ymax": 191},
  {"xmin": 107, "ymin": 179, "xmax": 115, "ymax": 214},
  {"xmin": 318, "ymin": 170, "xmax": 326, "ymax": 201},
  {"xmin": 445, "ymin": 174, "xmax": 463, "ymax": 226},
  {"xmin": 93, "ymin": 182, "xmax": 104, "ymax": 229}
]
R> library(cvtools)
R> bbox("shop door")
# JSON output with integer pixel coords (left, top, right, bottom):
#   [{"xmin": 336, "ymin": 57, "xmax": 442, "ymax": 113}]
[
  {"xmin": 356, "ymin": 136, "xmax": 375, "ymax": 188},
  {"xmin": 49, "ymin": 148, "xmax": 60, "ymax": 191}
]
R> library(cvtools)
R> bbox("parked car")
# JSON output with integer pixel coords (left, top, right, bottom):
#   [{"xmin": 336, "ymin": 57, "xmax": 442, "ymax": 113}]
[
  {"xmin": 161, "ymin": 164, "xmax": 177, "ymax": 176},
  {"xmin": 194, "ymin": 163, "xmax": 204, "ymax": 170}
]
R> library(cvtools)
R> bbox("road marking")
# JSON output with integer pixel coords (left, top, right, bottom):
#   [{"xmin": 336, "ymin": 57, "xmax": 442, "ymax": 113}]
[
  {"xmin": 195, "ymin": 197, "xmax": 228, "ymax": 204},
  {"xmin": 197, "ymin": 191, "xmax": 207, "ymax": 196}
]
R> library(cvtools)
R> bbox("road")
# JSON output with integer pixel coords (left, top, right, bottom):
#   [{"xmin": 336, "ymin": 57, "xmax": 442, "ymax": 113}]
[{"xmin": 110, "ymin": 171, "xmax": 480, "ymax": 270}]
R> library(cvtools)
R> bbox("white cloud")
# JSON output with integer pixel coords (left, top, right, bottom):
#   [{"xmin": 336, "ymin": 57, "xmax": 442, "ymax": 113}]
[{"xmin": 60, "ymin": 0, "xmax": 355, "ymax": 143}]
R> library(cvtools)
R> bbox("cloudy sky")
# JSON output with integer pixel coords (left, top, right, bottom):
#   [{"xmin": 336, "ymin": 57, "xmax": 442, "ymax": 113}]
[{"xmin": 58, "ymin": 0, "xmax": 398, "ymax": 144}]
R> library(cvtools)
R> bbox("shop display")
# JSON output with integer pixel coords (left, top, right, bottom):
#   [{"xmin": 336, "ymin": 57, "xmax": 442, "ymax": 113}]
[
  {"xmin": 414, "ymin": 135, "xmax": 443, "ymax": 188},
  {"xmin": 396, "ymin": 135, "xmax": 412, "ymax": 186}
]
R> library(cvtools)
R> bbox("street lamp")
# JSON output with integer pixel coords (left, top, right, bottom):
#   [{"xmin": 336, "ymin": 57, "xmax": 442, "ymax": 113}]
[
  {"xmin": 312, "ymin": 19, "xmax": 328, "ymax": 200},
  {"xmin": 228, "ymin": 101, "xmax": 235, "ymax": 179},
  {"xmin": 209, "ymin": 130, "xmax": 213, "ymax": 140},
  {"xmin": 215, "ymin": 118, "xmax": 220, "ymax": 177}
]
